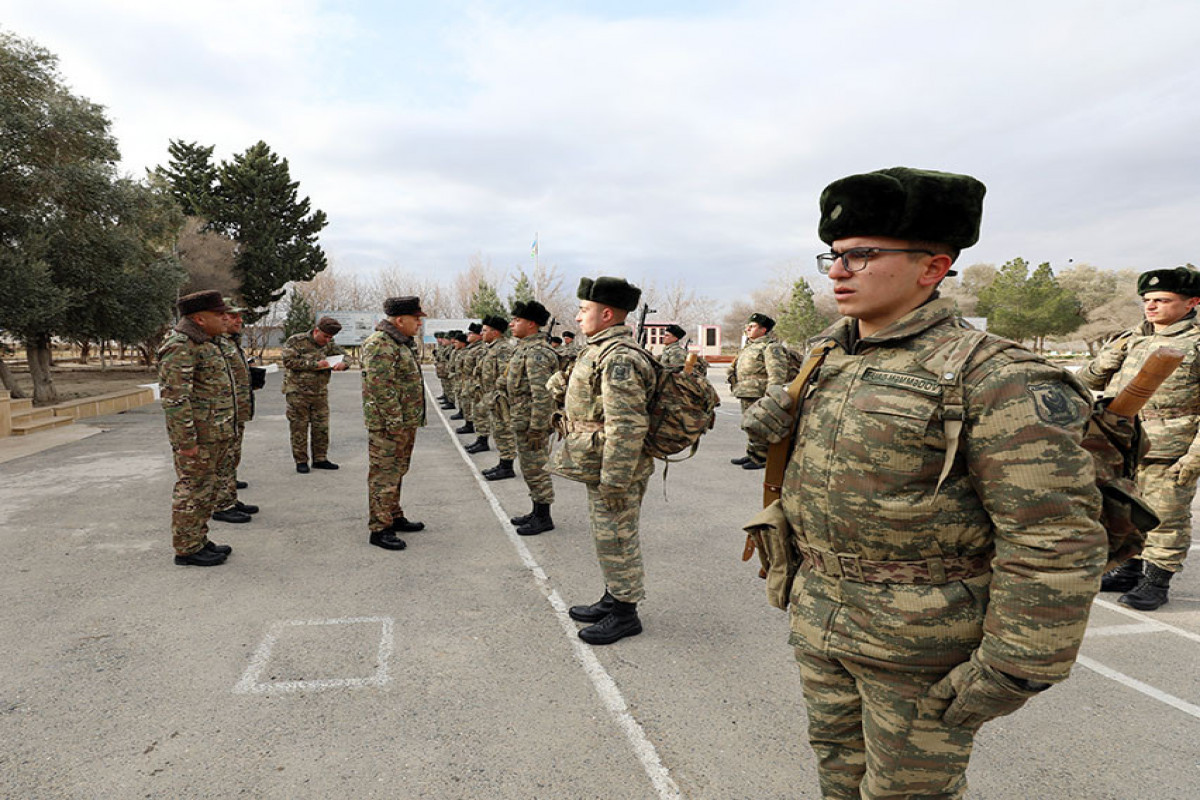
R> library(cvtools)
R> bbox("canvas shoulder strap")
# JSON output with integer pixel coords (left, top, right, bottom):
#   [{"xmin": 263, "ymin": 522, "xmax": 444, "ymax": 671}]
[
  {"xmin": 921, "ymin": 329, "xmax": 992, "ymax": 496},
  {"xmin": 762, "ymin": 339, "xmax": 838, "ymax": 507}
]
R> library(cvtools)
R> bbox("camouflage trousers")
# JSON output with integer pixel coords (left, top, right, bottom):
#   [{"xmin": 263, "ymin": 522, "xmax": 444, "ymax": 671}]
[
  {"xmin": 286, "ymin": 391, "xmax": 330, "ymax": 463},
  {"xmin": 470, "ymin": 390, "xmax": 491, "ymax": 435},
  {"xmin": 456, "ymin": 383, "xmax": 473, "ymax": 420},
  {"xmin": 795, "ymin": 648, "xmax": 976, "ymax": 800},
  {"xmin": 367, "ymin": 427, "xmax": 418, "ymax": 533},
  {"xmin": 442, "ymin": 376, "xmax": 455, "ymax": 399},
  {"xmin": 740, "ymin": 398, "xmax": 768, "ymax": 463},
  {"xmin": 1138, "ymin": 461, "xmax": 1197, "ymax": 571},
  {"xmin": 488, "ymin": 396, "xmax": 517, "ymax": 459},
  {"xmin": 585, "ymin": 475, "xmax": 650, "ymax": 603},
  {"xmin": 213, "ymin": 422, "xmax": 245, "ymax": 511},
  {"xmin": 171, "ymin": 438, "xmax": 233, "ymax": 555},
  {"xmin": 515, "ymin": 429, "xmax": 554, "ymax": 503}
]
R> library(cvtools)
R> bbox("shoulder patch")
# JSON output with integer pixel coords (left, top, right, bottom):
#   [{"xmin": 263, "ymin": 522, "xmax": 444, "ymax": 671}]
[{"xmin": 1027, "ymin": 383, "xmax": 1080, "ymax": 426}]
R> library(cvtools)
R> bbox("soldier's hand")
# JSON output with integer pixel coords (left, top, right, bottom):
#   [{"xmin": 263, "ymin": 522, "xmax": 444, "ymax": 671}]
[
  {"xmin": 178, "ymin": 445, "xmax": 200, "ymax": 458},
  {"xmin": 597, "ymin": 483, "xmax": 628, "ymax": 513},
  {"xmin": 1171, "ymin": 456, "xmax": 1200, "ymax": 486},
  {"xmin": 925, "ymin": 653, "xmax": 1045, "ymax": 729},
  {"xmin": 741, "ymin": 385, "xmax": 795, "ymax": 443},
  {"xmin": 332, "ymin": 361, "xmax": 349, "ymax": 371},
  {"xmin": 317, "ymin": 359, "xmax": 330, "ymax": 369}
]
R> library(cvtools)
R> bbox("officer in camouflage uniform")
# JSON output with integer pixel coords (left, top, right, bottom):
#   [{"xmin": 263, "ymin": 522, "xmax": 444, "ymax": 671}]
[
  {"xmin": 457, "ymin": 323, "xmax": 487, "ymax": 442},
  {"xmin": 506, "ymin": 301, "xmax": 559, "ymax": 534},
  {"xmin": 212, "ymin": 299, "xmax": 259, "ymax": 524},
  {"xmin": 729, "ymin": 312, "xmax": 789, "ymax": 470},
  {"xmin": 744, "ymin": 167, "xmax": 1107, "ymax": 799},
  {"xmin": 552, "ymin": 277, "xmax": 656, "ymax": 645},
  {"xmin": 282, "ymin": 316, "xmax": 348, "ymax": 472},
  {"xmin": 158, "ymin": 290, "xmax": 237, "ymax": 567},
  {"xmin": 1081, "ymin": 266, "xmax": 1200, "ymax": 610},
  {"xmin": 477, "ymin": 315, "xmax": 518, "ymax": 478},
  {"xmin": 361, "ymin": 296, "xmax": 428, "ymax": 550}
]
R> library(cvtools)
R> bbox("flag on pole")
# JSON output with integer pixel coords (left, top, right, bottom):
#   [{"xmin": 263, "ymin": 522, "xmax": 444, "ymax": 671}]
[{"xmin": 530, "ymin": 235, "xmax": 538, "ymax": 259}]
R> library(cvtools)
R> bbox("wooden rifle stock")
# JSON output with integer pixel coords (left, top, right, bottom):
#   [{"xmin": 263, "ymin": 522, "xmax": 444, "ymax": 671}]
[
  {"xmin": 684, "ymin": 352, "xmax": 697, "ymax": 374},
  {"xmin": 1107, "ymin": 347, "xmax": 1185, "ymax": 417}
]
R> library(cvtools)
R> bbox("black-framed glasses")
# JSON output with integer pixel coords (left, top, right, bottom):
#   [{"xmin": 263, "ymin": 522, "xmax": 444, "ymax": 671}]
[{"xmin": 815, "ymin": 247, "xmax": 936, "ymax": 274}]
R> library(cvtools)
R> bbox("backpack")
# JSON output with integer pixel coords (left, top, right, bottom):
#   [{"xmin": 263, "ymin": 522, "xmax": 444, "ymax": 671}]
[{"xmin": 595, "ymin": 339, "xmax": 721, "ymax": 462}]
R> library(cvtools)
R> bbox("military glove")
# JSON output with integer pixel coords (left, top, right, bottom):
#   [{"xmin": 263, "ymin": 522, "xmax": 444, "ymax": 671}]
[
  {"xmin": 597, "ymin": 483, "xmax": 628, "ymax": 513},
  {"xmin": 1170, "ymin": 456, "xmax": 1200, "ymax": 486},
  {"xmin": 740, "ymin": 385, "xmax": 795, "ymax": 444},
  {"xmin": 926, "ymin": 653, "xmax": 1046, "ymax": 729}
]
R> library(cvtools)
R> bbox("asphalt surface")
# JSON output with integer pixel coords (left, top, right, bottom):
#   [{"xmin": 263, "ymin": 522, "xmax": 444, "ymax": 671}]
[{"xmin": 1, "ymin": 365, "xmax": 1197, "ymax": 799}]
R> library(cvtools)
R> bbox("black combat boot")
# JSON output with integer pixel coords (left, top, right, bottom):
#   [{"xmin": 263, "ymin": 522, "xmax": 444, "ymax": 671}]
[
  {"xmin": 1100, "ymin": 558, "xmax": 1143, "ymax": 593},
  {"xmin": 450, "ymin": 410, "xmax": 464, "ymax": 420},
  {"xmin": 312, "ymin": 460, "xmax": 339, "ymax": 470},
  {"xmin": 437, "ymin": 393, "xmax": 447, "ymax": 402},
  {"xmin": 578, "ymin": 599, "xmax": 643, "ymax": 645},
  {"xmin": 369, "ymin": 529, "xmax": 407, "ymax": 550},
  {"xmin": 1119, "ymin": 563, "xmax": 1173, "ymax": 611},
  {"xmin": 510, "ymin": 501, "xmax": 537, "ymax": 527},
  {"xmin": 391, "ymin": 516, "xmax": 425, "ymax": 532},
  {"xmin": 517, "ymin": 503, "xmax": 554, "ymax": 536},
  {"xmin": 465, "ymin": 436, "xmax": 490, "ymax": 453},
  {"xmin": 742, "ymin": 458, "xmax": 765, "ymax": 470},
  {"xmin": 455, "ymin": 421, "xmax": 475, "ymax": 434},
  {"xmin": 235, "ymin": 500, "xmax": 259, "ymax": 515},
  {"xmin": 204, "ymin": 540, "xmax": 233, "ymax": 555},
  {"xmin": 296, "ymin": 462, "xmax": 310, "ymax": 473},
  {"xmin": 569, "ymin": 590, "xmax": 616, "ymax": 623},
  {"xmin": 440, "ymin": 399, "xmax": 455, "ymax": 409},
  {"xmin": 236, "ymin": 480, "xmax": 248, "ymax": 489},
  {"xmin": 731, "ymin": 455, "xmax": 752, "ymax": 465},
  {"xmin": 212, "ymin": 508, "xmax": 252, "ymax": 523},
  {"xmin": 484, "ymin": 459, "xmax": 516, "ymax": 480},
  {"xmin": 174, "ymin": 548, "xmax": 227, "ymax": 566}
]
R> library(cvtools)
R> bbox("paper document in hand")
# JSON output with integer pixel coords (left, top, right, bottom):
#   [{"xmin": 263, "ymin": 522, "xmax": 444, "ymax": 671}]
[{"xmin": 327, "ymin": 355, "xmax": 344, "ymax": 367}]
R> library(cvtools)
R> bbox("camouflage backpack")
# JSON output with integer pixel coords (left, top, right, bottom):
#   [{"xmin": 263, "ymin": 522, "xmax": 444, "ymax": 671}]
[{"xmin": 595, "ymin": 339, "xmax": 721, "ymax": 462}]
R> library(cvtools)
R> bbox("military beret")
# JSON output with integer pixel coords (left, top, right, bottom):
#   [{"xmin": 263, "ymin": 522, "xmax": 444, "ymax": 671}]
[
  {"xmin": 819, "ymin": 167, "xmax": 986, "ymax": 252},
  {"xmin": 453, "ymin": 332, "xmax": 468, "ymax": 343},
  {"xmin": 748, "ymin": 313, "xmax": 775, "ymax": 330},
  {"xmin": 482, "ymin": 315, "xmax": 509, "ymax": 333},
  {"xmin": 383, "ymin": 296, "xmax": 425, "ymax": 317},
  {"xmin": 577, "ymin": 276, "xmax": 641, "ymax": 312},
  {"xmin": 664, "ymin": 324, "xmax": 686, "ymax": 339},
  {"xmin": 222, "ymin": 297, "xmax": 248, "ymax": 314},
  {"xmin": 468, "ymin": 322, "xmax": 483, "ymax": 334},
  {"xmin": 511, "ymin": 300, "xmax": 551, "ymax": 326},
  {"xmin": 316, "ymin": 316, "xmax": 342, "ymax": 335},
  {"xmin": 177, "ymin": 290, "xmax": 229, "ymax": 316},
  {"xmin": 1138, "ymin": 267, "xmax": 1200, "ymax": 297}
]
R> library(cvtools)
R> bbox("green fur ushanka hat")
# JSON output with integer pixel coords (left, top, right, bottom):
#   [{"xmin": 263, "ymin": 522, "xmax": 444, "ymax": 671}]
[
  {"xmin": 818, "ymin": 167, "xmax": 986, "ymax": 250},
  {"xmin": 511, "ymin": 300, "xmax": 551, "ymax": 326},
  {"xmin": 577, "ymin": 276, "xmax": 641, "ymax": 312},
  {"xmin": 1138, "ymin": 267, "xmax": 1200, "ymax": 298}
]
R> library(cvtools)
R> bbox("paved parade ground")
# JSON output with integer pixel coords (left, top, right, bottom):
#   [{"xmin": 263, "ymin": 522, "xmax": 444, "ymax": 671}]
[{"xmin": 1, "ymin": 366, "xmax": 1198, "ymax": 799}]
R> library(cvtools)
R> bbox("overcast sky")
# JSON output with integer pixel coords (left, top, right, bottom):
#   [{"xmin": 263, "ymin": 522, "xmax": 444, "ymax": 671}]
[{"xmin": 8, "ymin": 0, "xmax": 1200, "ymax": 305}]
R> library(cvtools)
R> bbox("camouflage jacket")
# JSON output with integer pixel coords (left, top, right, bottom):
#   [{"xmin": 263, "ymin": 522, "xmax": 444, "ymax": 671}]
[
  {"xmin": 783, "ymin": 298, "xmax": 1106, "ymax": 684},
  {"xmin": 434, "ymin": 343, "xmax": 450, "ymax": 379},
  {"xmin": 731, "ymin": 333, "xmax": 789, "ymax": 399},
  {"xmin": 218, "ymin": 333, "xmax": 252, "ymax": 423},
  {"xmin": 1079, "ymin": 313, "xmax": 1200, "ymax": 462},
  {"xmin": 282, "ymin": 332, "xmax": 345, "ymax": 395},
  {"xmin": 476, "ymin": 336, "xmax": 516, "ymax": 410},
  {"xmin": 157, "ymin": 317, "xmax": 237, "ymax": 450},
  {"xmin": 550, "ymin": 324, "xmax": 656, "ymax": 488},
  {"xmin": 506, "ymin": 332, "xmax": 559, "ymax": 432},
  {"xmin": 659, "ymin": 341, "xmax": 688, "ymax": 368},
  {"xmin": 361, "ymin": 320, "xmax": 426, "ymax": 431},
  {"xmin": 458, "ymin": 340, "xmax": 487, "ymax": 399}
]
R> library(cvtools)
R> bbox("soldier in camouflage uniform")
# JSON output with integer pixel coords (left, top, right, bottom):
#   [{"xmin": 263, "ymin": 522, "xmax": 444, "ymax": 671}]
[
  {"xmin": 743, "ymin": 167, "xmax": 1107, "ymax": 799},
  {"xmin": 658, "ymin": 324, "xmax": 689, "ymax": 368},
  {"xmin": 361, "ymin": 296, "xmax": 428, "ymax": 550},
  {"xmin": 433, "ymin": 332, "xmax": 451, "ymax": 407},
  {"xmin": 457, "ymin": 323, "xmax": 487, "ymax": 441},
  {"xmin": 477, "ymin": 316, "xmax": 518, "ymax": 478},
  {"xmin": 506, "ymin": 301, "xmax": 559, "ymax": 534},
  {"xmin": 158, "ymin": 290, "xmax": 237, "ymax": 567},
  {"xmin": 1081, "ymin": 266, "xmax": 1200, "ymax": 610},
  {"xmin": 212, "ymin": 300, "xmax": 259, "ymax": 524},
  {"xmin": 552, "ymin": 277, "xmax": 656, "ymax": 645},
  {"xmin": 729, "ymin": 312, "xmax": 790, "ymax": 470},
  {"xmin": 282, "ymin": 316, "xmax": 348, "ymax": 472},
  {"xmin": 447, "ymin": 331, "xmax": 468, "ymax": 420}
]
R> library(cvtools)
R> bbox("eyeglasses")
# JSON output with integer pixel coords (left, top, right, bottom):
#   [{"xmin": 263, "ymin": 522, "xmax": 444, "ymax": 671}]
[{"xmin": 816, "ymin": 247, "xmax": 936, "ymax": 274}]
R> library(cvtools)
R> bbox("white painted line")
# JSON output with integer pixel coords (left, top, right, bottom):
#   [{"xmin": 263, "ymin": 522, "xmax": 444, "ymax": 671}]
[
  {"xmin": 428, "ymin": 382, "xmax": 682, "ymax": 800},
  {"xmin": 1092, "ymin": 597, "xmax": 1200, "ymax": 645},
  {"xmin": 1075, "ymin": 655, "xmax": 1200, "ymax": 720},
  {"xmin": 233, "ymin": 616, "xmax": 394, "ymax": 695},
  {"xmin": 1084, "ymin": 622, "xmax": 1165, "ymax": 638}
]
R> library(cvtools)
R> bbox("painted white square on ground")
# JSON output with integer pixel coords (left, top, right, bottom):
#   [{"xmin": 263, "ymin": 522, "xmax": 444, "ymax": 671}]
[{"xmin": 233, "ymin": 616, "xmax": 394, "ymax": 695}]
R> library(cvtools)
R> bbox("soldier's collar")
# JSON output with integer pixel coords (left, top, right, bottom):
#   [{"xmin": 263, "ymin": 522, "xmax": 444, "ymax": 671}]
[{"xmin": 175, "ymin": 316, "xmax": 211, "ymax": 344}]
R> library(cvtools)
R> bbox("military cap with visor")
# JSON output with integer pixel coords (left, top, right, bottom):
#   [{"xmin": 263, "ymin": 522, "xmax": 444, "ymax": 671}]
[
  {"xmin": 577, "ymin": 276, "xmax": 641, "ymax": 312},
  {"xmin": 1137, "ymin": 267, "xmax": 1200, "ymax": 298}
]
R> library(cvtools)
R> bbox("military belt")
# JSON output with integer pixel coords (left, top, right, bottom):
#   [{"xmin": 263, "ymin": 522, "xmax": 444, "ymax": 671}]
[
  {"xmin": 796, "ymin": 543, "xmax": 993, "ymax": 585},
  {"xmin": 1139, "ymin": 408, "xmax": 1199, "ymax": 420},
  {"xmin": 566, "ymin": 420, "xmax": 605, "ymax": 433}
]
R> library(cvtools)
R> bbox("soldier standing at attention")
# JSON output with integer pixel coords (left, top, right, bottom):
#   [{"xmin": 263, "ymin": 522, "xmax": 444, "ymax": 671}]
[
  {"xmin": 458, "ymin": 323, "xmax": 488, "ymax": 444},
  {"xmin": 282, "ymin": 316, "xmax": 348, "ymax": 473},
  {"xmin": 478, "ymin": 315, "xmax": 518, "ymax": 479},
  {"xmin": 506, "ymin": 301, "xmax": 559, "ymax": 535},
  {"xmin": 211, "ymin": 299, "xmax": 259, "ymax": 524},
  {"xmin": 729, "ymin": 312, "xmax": 789, "ymax": 470},
  {"xmin": 361, "ymin": 296, "xmax": 428, "ymax": 551},
  {"xmin": 447, "ymin": 331, "xmax": 468, "ymax": 421},
  {"xmin": 1081, "ymin": 266, "xmax": 1200, "ymax": 610},
  {"xmin": 158, "ymin": 290, "xmax": 237, "ymax": 567},
  {"xmin": 552, "ymin": 277, "xmax": 656, "ymax": 645},
  {"xmin": 658, "ymin": 324, "xmax": 689, "ymax": 368},
  {"xmin": 743, "ymin": 167, "xmax": 1107, "ymax": 799}
]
